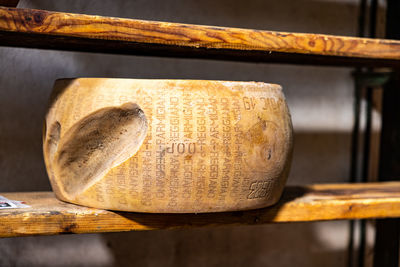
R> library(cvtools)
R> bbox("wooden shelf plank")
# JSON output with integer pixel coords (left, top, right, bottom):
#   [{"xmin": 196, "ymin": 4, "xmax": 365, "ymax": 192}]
[
  {"xmin": 1, "ymin": 7, "xmax": 400, "ymax": 67},
  {"xmin": 0, "ymin": 182, "xmax": 400, "ymax": 237}
]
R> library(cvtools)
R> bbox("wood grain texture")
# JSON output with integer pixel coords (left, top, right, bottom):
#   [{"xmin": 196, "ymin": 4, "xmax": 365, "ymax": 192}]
[
  {"xmin": 0, "ymin": 182, "xmax": 400, "ymax": 237},
  {"xmin": 1, "ymin": 7, "xmax": 400, "ymax": 66}
]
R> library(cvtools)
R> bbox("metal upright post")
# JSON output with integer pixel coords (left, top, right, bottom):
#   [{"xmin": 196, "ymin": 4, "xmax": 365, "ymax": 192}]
[{"xmin": 373, "ymin": 1, "xmax": 400, "ymax": 266}]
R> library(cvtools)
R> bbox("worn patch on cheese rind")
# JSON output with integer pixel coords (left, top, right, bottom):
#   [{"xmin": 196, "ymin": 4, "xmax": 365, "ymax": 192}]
[
  {"xmin": 44, "ymin": 121, "xmax": 61, "ymax": 163},
  {"xmin": 53, "ymin": 102, "xmax": 148, "ymax": 197}
]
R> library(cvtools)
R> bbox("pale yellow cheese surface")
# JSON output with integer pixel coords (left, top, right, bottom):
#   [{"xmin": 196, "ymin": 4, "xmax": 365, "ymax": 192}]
[{"xmin": 43, "ymin": 79, "xmax": 293, "ymax": 213}]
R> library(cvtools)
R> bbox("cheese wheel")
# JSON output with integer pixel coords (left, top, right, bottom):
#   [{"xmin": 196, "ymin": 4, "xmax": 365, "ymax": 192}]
[{"xmin": 43, "ymin": 79, "xmax": 293, "ymax": 213}]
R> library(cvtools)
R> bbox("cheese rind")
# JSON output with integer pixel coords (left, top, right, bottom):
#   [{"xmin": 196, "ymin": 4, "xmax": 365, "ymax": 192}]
[{"xmin": 43, "ymin": 79, "xmax": 293, "ymax": 213}]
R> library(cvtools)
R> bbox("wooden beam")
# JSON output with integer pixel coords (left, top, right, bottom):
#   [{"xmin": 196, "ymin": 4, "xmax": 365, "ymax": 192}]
[
  {"xmin": 1, "ymin": 182, "xmax": 400, "ymax": 237},
  {"xmin": 1, "ymin": 7, "xmax": 400, "ymax": 67}
]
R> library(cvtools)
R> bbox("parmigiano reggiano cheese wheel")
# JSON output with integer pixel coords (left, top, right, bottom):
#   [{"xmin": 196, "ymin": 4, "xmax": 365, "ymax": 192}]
[{"xmin": 43, "ymin": 79, "xmax": 293, "ymax": 213}]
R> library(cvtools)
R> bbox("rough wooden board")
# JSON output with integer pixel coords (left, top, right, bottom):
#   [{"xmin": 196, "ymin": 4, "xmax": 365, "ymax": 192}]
[
  {"xmin": 0, "ymin": 182, "xmax": 400, "ymax": 237},
  {"xmin": 1, "ymin": 7, "xmax": 400, "ymax": 66}
]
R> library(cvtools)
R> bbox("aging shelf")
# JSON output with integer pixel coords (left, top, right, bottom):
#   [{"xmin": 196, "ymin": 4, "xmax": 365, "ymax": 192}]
[
  {"xmin": 0, "ymin": 182, "xmax": 399, "ymax": 237},
  {"xmin": 1, "ymin": 7, "xmax": 400, "ymax": 67}
]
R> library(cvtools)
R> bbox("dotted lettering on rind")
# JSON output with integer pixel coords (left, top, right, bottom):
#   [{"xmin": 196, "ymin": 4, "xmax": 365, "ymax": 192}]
[
  {"xmin": 247, "ymin": 180, "xmax": 274, "ymax": 199},
  {"xmin": 66, "ymin": 85, "xmax": 287, "ymax": 211}
]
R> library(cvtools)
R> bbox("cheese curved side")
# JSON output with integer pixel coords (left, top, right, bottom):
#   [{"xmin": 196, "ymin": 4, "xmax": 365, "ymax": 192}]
[{"xmin": 43, "ymin": 79, "xmax": 293, "ymax": 213}]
